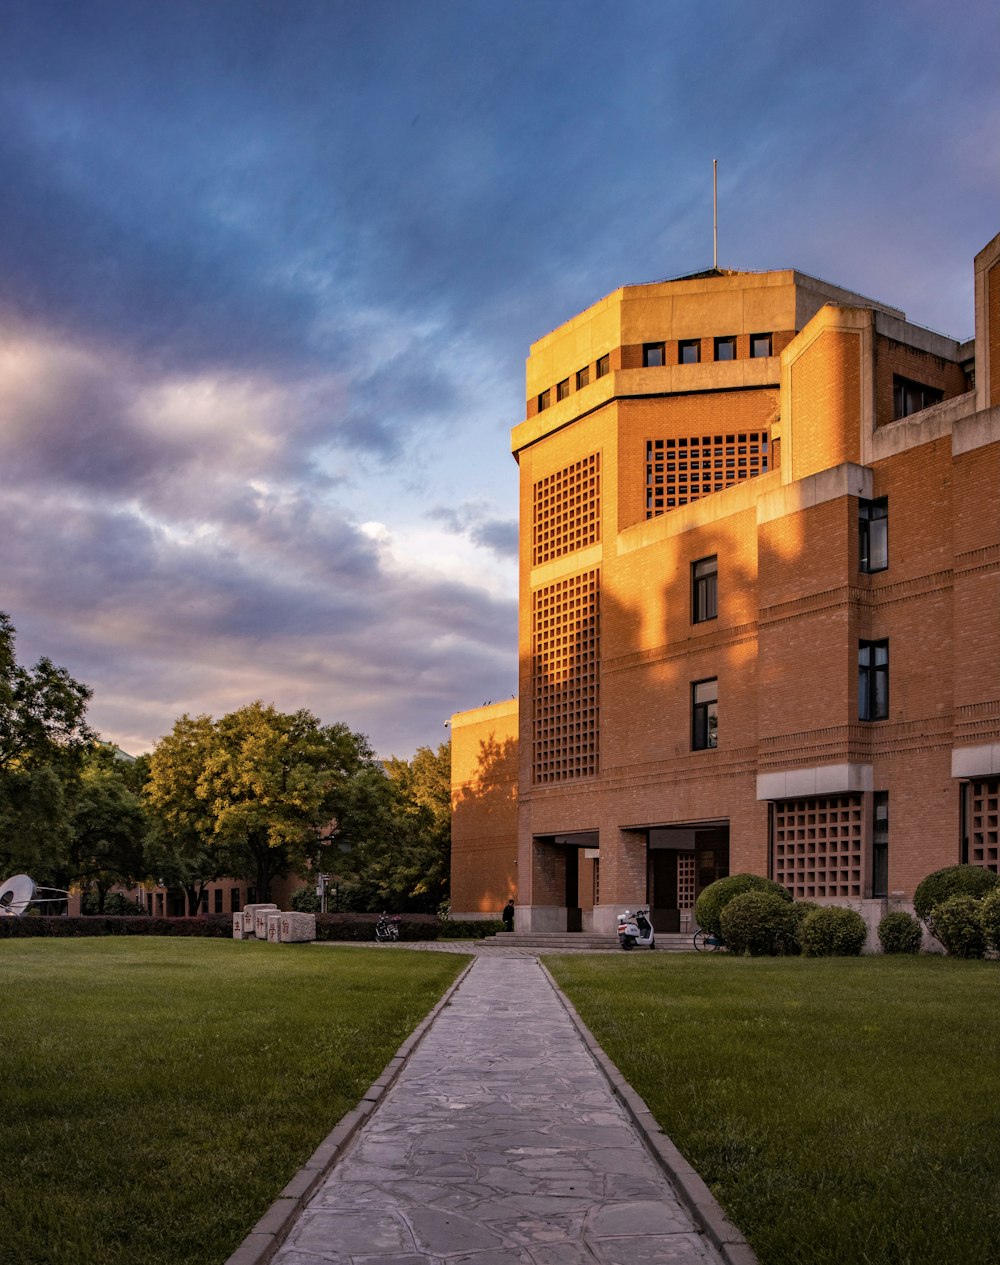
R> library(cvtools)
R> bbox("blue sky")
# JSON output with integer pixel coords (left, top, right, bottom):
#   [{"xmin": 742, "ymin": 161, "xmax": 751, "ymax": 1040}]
[{"xmin": 0, "ymin": 0, "xmax": 997, "ymax": 757}]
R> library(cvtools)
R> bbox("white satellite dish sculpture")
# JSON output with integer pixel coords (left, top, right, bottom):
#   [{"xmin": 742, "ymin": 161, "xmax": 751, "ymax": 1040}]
[{"xmin": 0, "ymin": 874, "xmax": 70, "ymax": 916}]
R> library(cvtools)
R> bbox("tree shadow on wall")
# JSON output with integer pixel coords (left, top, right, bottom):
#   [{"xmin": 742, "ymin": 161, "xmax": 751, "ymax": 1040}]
[{"xmin": 451, "ymin": 732, "xmax": 518, "ymax": 914}]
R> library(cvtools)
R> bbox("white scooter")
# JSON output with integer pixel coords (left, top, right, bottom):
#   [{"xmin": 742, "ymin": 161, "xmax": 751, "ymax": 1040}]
[{"xmin": 616, "ymin": 908, "xmax": 655, "ymax": 950}]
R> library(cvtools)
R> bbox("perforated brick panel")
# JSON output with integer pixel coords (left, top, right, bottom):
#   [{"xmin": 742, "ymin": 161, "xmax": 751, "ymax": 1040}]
[
  {"xmin": 772, "ymin": 794, "xmax": 863, "ymax": 899},
  {"xmin": 677, "ymin": 853, "xmax": 695, "ymax": 913},
  {"xmin": 533, "ymin": 453, "xmax": 601, "ymax": 566},
  {"xmin": 968, "ymin": 778, "xmax": 999, "ymax": 872},
  {"xmin": 645, "ymin": 432, "xmax": 768, "ymax": 517},
  {"xmin": 531, "ymin": 570, "xmax": 600, "ymax": 783}
]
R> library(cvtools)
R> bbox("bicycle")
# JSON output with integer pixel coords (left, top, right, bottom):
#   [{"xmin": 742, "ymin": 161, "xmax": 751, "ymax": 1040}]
[{"xmin": 692, "ymin": 927, "xmax": 725, "ymax": 952}]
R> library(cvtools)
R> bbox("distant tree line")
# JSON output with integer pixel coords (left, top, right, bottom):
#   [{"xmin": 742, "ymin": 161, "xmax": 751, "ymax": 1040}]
[{"xmin": 0, "ymin": 612, "xmax": 450, "ymax": 914}]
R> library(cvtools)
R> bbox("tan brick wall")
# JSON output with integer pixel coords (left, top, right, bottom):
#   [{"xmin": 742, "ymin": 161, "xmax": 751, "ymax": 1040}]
[
  {"xmin": 450, "ymin": 702, "xmax": 519, "ymax": 915},
  {"xmin": 454, "ymin": 260, "xmax": 1000, "ymax": 923},
  {"xmin": 874, "ymin": 334, "xmax": 969, "ymax": 427},
  {"xmin": 789, "ymin": 327, "xmax": 863, "ymax": 480}
]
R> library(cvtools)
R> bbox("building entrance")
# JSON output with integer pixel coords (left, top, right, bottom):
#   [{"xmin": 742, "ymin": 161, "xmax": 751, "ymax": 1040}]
[{"xmin": 647, "ymin": 824, "xmax": 728, "ymax": 933}]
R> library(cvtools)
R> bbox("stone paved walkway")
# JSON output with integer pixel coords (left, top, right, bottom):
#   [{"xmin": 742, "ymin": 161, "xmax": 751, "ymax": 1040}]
[{"xmin": 270, "ymin": 955, "xmax": 731, "ymax": 1265}]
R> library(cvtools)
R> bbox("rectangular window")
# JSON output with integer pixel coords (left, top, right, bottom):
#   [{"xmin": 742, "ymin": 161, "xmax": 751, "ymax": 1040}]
[
  {"xmin": 714, "ymin": 336, "xmax": 737, "ymax": 362},
  {"xmin": 556, "ymin": 378, "xmax": 570, "ymax": 401},
  {"xmin": 199, "ymin": 890, "xmax": 209, "ymax": 913},
  {"xmin": 230, "ymin": 887, "xmax": 241, "ymax": 913},
  {"xmin": 692, "ymin": 556, "xmax": 718, "ymax": 623},
  {"xmin": 214, "ymin": 889, "xmax": 223, "ymax": 913},
  {"xmin": 576, "ymin": 366, "xmax": 590, "ymax": 390},
  {"xmin": 858, "ymin": 640, "xmax": 889, "ymax": 721},
  {"xmin": 643, "ymin": 341, "xmax": 665, "ymax": 367},
  {"xmin": 538, "ymin": 388, "xmax": 551, "ymax": 411},
  {"xmin": 692, "ymin": 678, "xmax": 718, "ymax": 750},
  {"xmin": 893, "ymin": 375, "xmax": 943, "ymax": 419},
  {"xmin": 859, "ymin": 497, "xmax": 888, "ymax": 573},
  {"xmin": 872, "ymin": 791, "xmax": 889, "ymax": 898},
  {"xmin": 750, "ymin": 333, "xmax": 772, "ymax": 358},
  {"xmin": 679, "ymin": 339, "xmax": 700, "ymax": 364},
  {"xmin": 596, "ymin": 354, "xmax": 610, "ymax": 378}
]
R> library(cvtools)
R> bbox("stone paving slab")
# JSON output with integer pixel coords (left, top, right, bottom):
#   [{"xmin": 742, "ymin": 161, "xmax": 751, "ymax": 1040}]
[{"xmin": 265, "ymin": 956, "xmax": 745, "ymax": 1265}]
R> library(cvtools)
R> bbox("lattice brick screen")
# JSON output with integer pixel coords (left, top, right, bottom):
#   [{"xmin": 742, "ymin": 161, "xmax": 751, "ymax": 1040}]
[
  {"xmin": 772, "ymin": 794, "xmax": 863, "ymax": 899},
  {"xmin": 677, "ymin": 853, "xmax": 695, "ymax": 911},
  {"xmin": 646, "ymin": 432, "xmax": 768, "ymax": 517},
  {"xmin": 531, "ymin": 570, "xmax": 600, "ymax": 783},
  {"xmin": 968, "ymin": 778, "xmax": 999, "ymax": 873},
  {"xmin": 532, "ymin": 453, "xmax": 601, "ymax": 567}
]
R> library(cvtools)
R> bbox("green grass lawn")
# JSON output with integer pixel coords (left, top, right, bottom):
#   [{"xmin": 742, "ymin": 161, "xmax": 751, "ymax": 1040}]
[
  {"xmin": 0, "ymin": 939, "xmax": 466, "ymax": 1265},
  {"xmin": 548, "ymin": 954, "xmax": 1000, "ymax": 1265}
]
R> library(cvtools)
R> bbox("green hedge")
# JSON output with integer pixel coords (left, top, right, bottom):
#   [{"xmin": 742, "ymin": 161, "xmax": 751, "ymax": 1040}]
[
  {"xmin": 0, "ymin": 915, "xmax": 233, "ymax": 938},
  {"xmin": 928, "ymin": 895, "xmax": 987, "ymax": 959},
  {"xmin": 877, "ymin": 910, "xmax": 923, "ymax": 954},
  {"xmin": 913, "ymin": 865, "xmax": 999, "ymax": 927},
  {"xmin": 438, "ymin": 919, "xmax": 505, "ymax": 939},
  {"xmin": 800, "ymin": 906, "xmax": 868, "ymax": 957},
  {"xmin": 694, "ymin": 873, "xmax": 792, "ymax": 938}
]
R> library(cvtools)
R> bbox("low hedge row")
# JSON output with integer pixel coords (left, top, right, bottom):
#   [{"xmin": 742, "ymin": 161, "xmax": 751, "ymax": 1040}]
[
  {"xmin": 0, "ymin": 915, "xmax": 233, "ymax": 938},
  {"xmin": 0, "ymin": 912, "xmax": 504, "ymax": 942}
]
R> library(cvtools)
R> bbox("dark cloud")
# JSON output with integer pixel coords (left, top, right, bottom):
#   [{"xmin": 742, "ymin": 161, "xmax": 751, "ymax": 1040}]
[{"xmin": 0, "ymin": 1, "xmax": 995, "ymax": 754}]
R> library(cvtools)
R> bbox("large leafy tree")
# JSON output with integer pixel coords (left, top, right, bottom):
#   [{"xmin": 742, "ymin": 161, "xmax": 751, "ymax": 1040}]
[
  {"xmin": 146, "ymin": 702, "xmax": 384, "ymax": 903},
  {"xmin": 340, "ymin": 741, "xmax": 451, "ymax": 914},
  {"xmin": 0, "ymin": 612, "xmax": 94, "ymax": 881},
  {"xmin": 65, "ymin": 746, "xmax": 147, "ymax": 911}
]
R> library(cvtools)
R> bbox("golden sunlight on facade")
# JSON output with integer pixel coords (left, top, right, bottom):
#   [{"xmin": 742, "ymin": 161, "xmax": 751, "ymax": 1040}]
[{"xmin": 451, "ymin": 230, "xmax": 1000, "ymax": 941}]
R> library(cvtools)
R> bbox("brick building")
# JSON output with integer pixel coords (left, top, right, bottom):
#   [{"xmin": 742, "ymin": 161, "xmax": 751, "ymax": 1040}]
[{"xmin": 451, "ymin": 230, "xmax": 1000, "ymax": 937}]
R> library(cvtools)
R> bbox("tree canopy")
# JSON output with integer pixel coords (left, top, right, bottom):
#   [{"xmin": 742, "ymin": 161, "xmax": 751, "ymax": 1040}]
[
  {"xmin": 0, "ymin": 612, "xmax": 94, "ymax": 880},
  {"xmin": 145, "ymin": 702, "xmax": 386, "ymax": 902}
]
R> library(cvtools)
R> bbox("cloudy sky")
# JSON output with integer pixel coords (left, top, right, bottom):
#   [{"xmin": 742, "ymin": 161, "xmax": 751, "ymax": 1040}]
[{"xmin": 1, "ymin": 1, "xmax": 997, "ymax": 759}]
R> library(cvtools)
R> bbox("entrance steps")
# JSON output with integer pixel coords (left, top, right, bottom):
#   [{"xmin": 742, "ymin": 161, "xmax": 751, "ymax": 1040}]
[{"xmin": 480, "ymin": 931, "xmax": 697, "ymax": 952}]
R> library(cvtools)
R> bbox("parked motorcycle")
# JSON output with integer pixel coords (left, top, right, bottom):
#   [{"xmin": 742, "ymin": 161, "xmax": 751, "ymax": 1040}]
[
  {"xmin": 616, "ymin": 908, "xmax": 655, "ymax": 950},
  {"xmin": 375, "ymin": 913, "xmax": 401, "ymax": 942}
]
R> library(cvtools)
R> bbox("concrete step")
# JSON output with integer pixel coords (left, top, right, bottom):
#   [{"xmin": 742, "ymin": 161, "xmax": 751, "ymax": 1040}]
[{"xmin": 480, "ymin": 931, "xmax": 697, "ymax": 952}]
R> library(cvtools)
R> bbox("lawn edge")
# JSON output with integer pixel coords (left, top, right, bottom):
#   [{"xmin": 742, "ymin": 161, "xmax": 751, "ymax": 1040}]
[
  {"xmin": 222, "ymin": 953, "xmax": 476, "ymax": 1265},
  {"xmin": 538, "ymin": 958, "xmax": 760, "ymax": 1265}
]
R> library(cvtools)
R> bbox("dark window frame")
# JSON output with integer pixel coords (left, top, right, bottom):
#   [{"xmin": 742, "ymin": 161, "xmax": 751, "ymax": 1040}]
[
  {"xmin": 692, "ymin": 555, "xmax": 718, "ymax": 623},
  {"xmin": 858, "ymin": 639, "xmax": 889, "ymax": 721},
  {"xmin": 859, "ymin": 497, "xmax": 889, "ymax": 573},
  {"xmin": 872, "ymin": 791, "xmax": 889, "ymax": 898},
  {"xmin": 556, "ymin": 378, "xmax": 570, "ymax": 402},
  {"xmin": 714, "ymin": 336, "xmax": 737, "ymax": 362},
  {"xmin": 576, "ymin": 366, "xmax": 590, "ymax": 390},
  {"xmin": 538, "ymin": 388, "xmax": 551, "ymax": 411},
  {"xmin": 692, "ymin": 677, "xmax": 718, "ymax": 751},
  {"xmin": 893, "ymin": 375, "xmax": 943, "ymax": 419},
  {"xmin": 643, "ymin": 341, "xmax": 666, "ymax": 367},
  {"xmin": 750, "ymin": 332, "xmax": 772, "ymax": 358},
  {"xmin": 678, "ymin": 339, "xmax": 701, "ymax": 364},
  {"xmin": 596, "ymin": 354, "xmax": 610, "ymax": 379}
]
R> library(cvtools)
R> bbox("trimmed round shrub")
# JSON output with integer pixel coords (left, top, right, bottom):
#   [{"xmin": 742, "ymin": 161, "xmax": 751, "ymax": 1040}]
[
  {"xmin": 913, "ymin": 865, "xmax": 999, "ymax": 928},
  {"xmin": 694, "ymin": 874, "xmax": 792, "ymax": 938},
  {"xmin": 800, "ymin": 905, "xmax": 868, "ymax": 957},
  {"xmin": 929, "ymin": 894, "xmax": 986, "ymax": 958},
  {"xmin": 979, "ymin": 887, "xmax": 1000, "ymax": 952},
  {"xmin": 877, "ymin": 910, "xmax": 922, "ymax": 955},
  {"xmin": 720, "ymin": 890, "xmax": 800, "ymax": 956}
]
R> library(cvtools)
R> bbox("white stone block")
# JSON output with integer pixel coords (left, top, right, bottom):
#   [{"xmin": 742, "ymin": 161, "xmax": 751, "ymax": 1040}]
[
  {"xmin": 266, "ymin": 912, "xmax": 283, "ymax": 943},
  {"xmin": 254, "ymin": 905, "xmax": 280, "ymax": 938},
  {"xmin": 232, "ymin": 913, "xmax": 246, "ymax": 939},
  {"xmin": 280, "ymin": 911, "xmax": 316, "ymax": 943}
]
